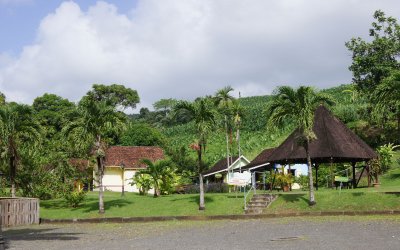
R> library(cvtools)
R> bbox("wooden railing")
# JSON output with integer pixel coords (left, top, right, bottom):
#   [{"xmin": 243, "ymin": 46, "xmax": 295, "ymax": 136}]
[{"xmin": 0, "ymin": 198, "xmax": 40, "ymax": 227}]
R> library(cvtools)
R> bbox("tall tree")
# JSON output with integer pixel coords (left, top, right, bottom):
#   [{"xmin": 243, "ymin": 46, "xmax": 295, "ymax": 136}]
[
  {"xmin": 214, "ymin": 86, "xmax": 235, "ymax": 170},
  {"xmin": 346, "ymin": 10, "xmax": 400, "ymax": 97},
  {"xmin": 0, "ymin": 103, "xmax": 41, "ymax": 197},
  {"xmin": 174, "ymin": 98, "xmax": 216, "ymax": 210},
  {"xmin": 372, "ymin": 70, "xmax": 400, "ymax": 143},
  {"xmin": 86, "ymin": 84, "xmax": 140, "ymax": 110},
  {"xmin": 64, "ymin": 84, "xmax": 138, "ymax": 213},
  {"xmin": 266, "ymin": 86, "xmax": 334, "ymax": 205}
]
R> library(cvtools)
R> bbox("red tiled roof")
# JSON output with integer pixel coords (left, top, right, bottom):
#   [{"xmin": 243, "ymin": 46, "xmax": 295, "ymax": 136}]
[{"xmin": 104, "ymin": 146, "xmax": 164, "ymax": 169}]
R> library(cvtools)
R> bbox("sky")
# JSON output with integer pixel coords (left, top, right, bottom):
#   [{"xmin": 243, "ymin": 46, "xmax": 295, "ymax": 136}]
[{"xmin": 0, "ymin": 0, "xmax": 399, "ymax": 110}]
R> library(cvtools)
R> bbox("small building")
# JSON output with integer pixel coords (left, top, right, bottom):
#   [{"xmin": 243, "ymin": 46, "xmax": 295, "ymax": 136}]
[
  {"xmin": 94, "ymin": 146, "xmax": 164, "ymax": 193},
  {"xmin": 203, "ymin": 155, "xmax": 250, "ymax": 183}
]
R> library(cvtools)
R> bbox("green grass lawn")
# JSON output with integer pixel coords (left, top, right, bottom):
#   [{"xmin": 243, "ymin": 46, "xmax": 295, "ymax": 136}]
[
  {"xmin": 267, "ymin": 189, "xmax": 400, "ymax": 213},
  {"xmin": 41, "ymin": 153, "xmax": 400, "ymax": 219},
  {"xmin": 40, "ymin": 192, "xmax": 245, "ymax": 219},
  {"xmin": 267, "ymin": 151, "xmax": 400, "ymax": 213}
]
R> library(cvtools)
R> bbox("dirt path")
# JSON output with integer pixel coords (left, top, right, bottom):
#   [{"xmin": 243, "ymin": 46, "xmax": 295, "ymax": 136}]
[{"xmin": 3, "ymin": 216, "xmax": 400, "ymax": 250}]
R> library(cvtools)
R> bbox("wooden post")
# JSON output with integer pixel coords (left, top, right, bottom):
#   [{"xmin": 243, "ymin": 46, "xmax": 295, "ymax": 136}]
[
  {"xmin": 0, "ymin": 203, "xmax": 4, "ymax": 250},
  {"xmin": 269, "ymin": 168, "xmax": 273, "ymax": 191},
  {"xmin": 315, "ymin": 164, "xmax": 319, "ymax": 191},
  {"xmin": 288, "ymin": 164, "xmax": 292, "ymax": 191},
  {"xmin": 352, "ymin": 162, "xmax": 356, "ymax": 189},
  {"xmin": 367, "ymin": 165, "xmax": 371, "ymax": 187},
  {"xmin": 330, "ymin": 158, "xmax": 334, "ymax": 188}
]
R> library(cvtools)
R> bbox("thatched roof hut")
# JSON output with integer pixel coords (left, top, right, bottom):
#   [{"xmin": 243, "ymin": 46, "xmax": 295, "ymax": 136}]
[{"xmin": 268, "ymin": 105, "xmax": 377, "ymax": 164}]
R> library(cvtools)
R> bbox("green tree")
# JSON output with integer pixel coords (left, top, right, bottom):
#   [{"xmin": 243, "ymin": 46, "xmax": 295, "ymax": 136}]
[
  {"xmin": 0, "ymin": 92, "xmax": 5, "ymax": 105},
  {"xmin": 372, "ymin": 70, "xmax": 400, "ymax": 143},
  {"xmin": 214, "ymin": 86, "xmax": 236, "ymax": 170},
  {"xmin": 174, "ymin": 98, "xmax": 216, "ymax": 210},
  {"xmin": 86, "ymin": 84, "xmax": 140, "ymax": 110},
  {"xmin": 33, "ymin": 93, "xmax": 75, "ymax": 134},
  {"xmin": 64, "ymin": 97, "xmax": 129, "ymax": 213},
  {"xmin": 120, "ymin": 122, "xmax": 165, "ymax": 146},
  {"xmin": 346, "ymin": 10, "xmax": 400, "ymax": 96},
  {"xmin": 153, "ymin": 98, "xmax": 178, "ymax": 113},
  {"xmin": 266, "ymin": 86, "xmax": 334, "ymax": 205},
  {"xmin": 137, "ymin": 158, "xmax": 175, "ymax": 197},
  {"xmin": 0, "ymin": 103, "xmax": 42, "ymax": 197}
]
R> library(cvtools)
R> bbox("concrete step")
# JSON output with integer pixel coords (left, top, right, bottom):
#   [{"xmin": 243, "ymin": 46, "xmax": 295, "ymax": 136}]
[
  {"xmin": 248, "ymin": 202, "xmax": 268, "ymax": 206},
  {"xmin": 245, "ymin": 194, "xmax": 278, "ymax": 215}
]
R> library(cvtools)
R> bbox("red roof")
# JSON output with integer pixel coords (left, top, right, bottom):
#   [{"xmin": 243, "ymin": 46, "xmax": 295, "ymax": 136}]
[{"xmin": 104, "ymin": 146, "xmax": 164, "ymax": 169}]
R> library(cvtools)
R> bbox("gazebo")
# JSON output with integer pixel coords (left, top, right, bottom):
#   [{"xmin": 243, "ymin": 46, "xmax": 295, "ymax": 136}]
[{"xmin": 267, "ymin": 105, "xmax": 377, "ymax": 189}]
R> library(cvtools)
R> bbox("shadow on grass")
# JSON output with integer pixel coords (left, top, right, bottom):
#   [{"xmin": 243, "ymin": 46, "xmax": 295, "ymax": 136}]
[
  {"xmin": 226, "ymin": 194, "xmax": 244, "ymax": 198},
  {"xmin": 81, "ymin": 198, "xmax": 133, "ymax": 213},
  {"xmin": 40, "ymin": 196, "xmax": 133, "ymax": 213},
  {"xmin": 351, "ymin": 192, "xmax": 365, "ymax": 197},
  {"xmin": 3, "ymin": 228, "xmax": 82, "ymax": 247},
  {"xmin": 385, "ymin": 172, "xmax": 400, "ymax": 180},
  {"xmin": 280, "ymin": 194, "xmax": 309, "ymax": 204},
  {"xmin": 170, "ymin": 195, "xmax": 214, "ymax": 205}
]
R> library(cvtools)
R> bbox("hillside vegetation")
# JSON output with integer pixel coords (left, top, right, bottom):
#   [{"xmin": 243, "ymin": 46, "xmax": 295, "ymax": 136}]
[{"xmin": 159, "ymin": 84, "xmax": 371, "ymax": 169}]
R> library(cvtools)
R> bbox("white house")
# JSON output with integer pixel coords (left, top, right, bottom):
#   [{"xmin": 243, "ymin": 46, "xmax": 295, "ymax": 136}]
[
  {"xmin": 94, "ymin": 146, "xmax": 164, "ymax": 193},
  {"xmin": 203, "ymin": 155, "xmax": 250, "ymax": 183}
]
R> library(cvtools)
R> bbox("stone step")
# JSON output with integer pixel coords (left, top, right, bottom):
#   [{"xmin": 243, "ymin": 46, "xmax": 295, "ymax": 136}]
[
  {"xmin": 248, "ymin": 201, "xmax": 268, "ymax": 206},
  {"xmin": 245, "ymin": 194, "xmax": 278, "ymax": 215},
  {"xmin": 247, "ymin": 205, "xmax": 268, "ymax": 209},
  {"xmin": 245, "ymin": 208, "xmax": 263, "ymax": 214}
]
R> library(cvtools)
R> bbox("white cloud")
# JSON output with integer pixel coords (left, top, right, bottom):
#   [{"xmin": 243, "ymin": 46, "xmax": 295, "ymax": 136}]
[{"xmin": 1, "ymin": 0, "xmax": 400, "ymax": 109}]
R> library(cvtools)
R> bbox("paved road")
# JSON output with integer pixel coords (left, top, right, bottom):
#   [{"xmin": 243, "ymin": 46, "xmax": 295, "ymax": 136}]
[{"xmin": 3, "ymin": 216, "xmax": 400, "ymax": 250}]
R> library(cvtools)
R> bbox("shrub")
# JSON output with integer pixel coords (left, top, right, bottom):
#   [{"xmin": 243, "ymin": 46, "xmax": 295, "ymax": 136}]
[
  {"xmin": 130, "ymin": 173, "xmax": 152, "ymax": 195},
  {"xmin": 179, "ymin": 183, "xmax": 229, "ymax": 194},
  {"xmin": 64, "ymin": 190, "xmax": 86, "ymax": 208},
  {"xmin": 296, "ymin": 175, "xmax": 309, "ymax": 190}
]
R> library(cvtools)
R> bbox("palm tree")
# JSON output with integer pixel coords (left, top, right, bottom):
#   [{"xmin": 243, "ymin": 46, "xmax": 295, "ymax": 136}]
[
  {"xmin": 138, "ymin": 158, "xmax": 175, "ymax": 197},
  {"xmin": 214, "ymin": 86, "xmax": 235, "ymax": 169},
  {"xmin": 174, "ymin": 98, "xmax": 216, "ymax": 210},
  {"xmin": 266, "ymin": 86, "xmax": 334, "ymax": 205},
  {"xmin": 63, "ymin": 98, "xmax": 126, "ymax": 213},
  {"xmin": 0, "ymin": 103, "xmax": 41, "ymax": 197}
]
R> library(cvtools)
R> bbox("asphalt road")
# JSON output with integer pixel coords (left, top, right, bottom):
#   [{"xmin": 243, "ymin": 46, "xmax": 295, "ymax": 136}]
[{"xmin": 3, "ymin": 216, "xmax": 400, "ymax": 250}]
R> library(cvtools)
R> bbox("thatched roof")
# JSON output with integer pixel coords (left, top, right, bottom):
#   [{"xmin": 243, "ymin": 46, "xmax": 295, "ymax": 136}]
[
  {"xmin": 241, "ymin": 148, "xmax": 275, "ymax": 171},
  {"xmin": 268, "ymin": 105, "xmax": 377, "ymax": 164}
]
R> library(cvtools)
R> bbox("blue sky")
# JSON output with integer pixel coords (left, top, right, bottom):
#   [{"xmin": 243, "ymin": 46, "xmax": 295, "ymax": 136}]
[
  {"xmin": 0, "ymin": 0, "xmax": 399, "ymax": 109},
  {"xmin": 0, "ymin": 0, "xmax": 137, "ymax": 55}
]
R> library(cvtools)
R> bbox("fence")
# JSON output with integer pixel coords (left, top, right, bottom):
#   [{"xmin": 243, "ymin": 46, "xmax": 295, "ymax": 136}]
[{"xmin": 0, "ymin": 198, "xmax": 40, "ymax": 227}]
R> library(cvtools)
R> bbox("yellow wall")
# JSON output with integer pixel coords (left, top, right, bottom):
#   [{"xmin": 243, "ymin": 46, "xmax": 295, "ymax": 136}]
[{"xmin": 94, "ymin": 167, "xmax": 153, "ymax": 193}]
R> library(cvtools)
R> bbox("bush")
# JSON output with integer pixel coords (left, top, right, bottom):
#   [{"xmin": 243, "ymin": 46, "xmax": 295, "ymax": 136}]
[
  {"xmin": 296, "ymin": 175, "xmax": 309, "ymax": 190},
  {"xmin": 178, "ymin": 183, "xmax": 229, "ymax": 194},
  {"xmin": 64, "ymin": 190, "xmax": 86, "ymax": 208}
]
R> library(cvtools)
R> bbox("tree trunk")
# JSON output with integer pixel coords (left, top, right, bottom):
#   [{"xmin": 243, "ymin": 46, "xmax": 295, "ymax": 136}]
[
  {"xmin": 305, "ymin": 141, "xmax": 316, "ymax": 206},
  {"xmin": 397, "ymin": 112, "xmax": 400, "ymax": 145},
  {"xmin": 97, "ymin": 156, "xmax": 105, "ymax": 214},
  {"xmin": 154, "ymin": 181, "xmax": 160, "ymax": 197},
  {"xmin": 10, "ymin": 155, "xmax": 16, "ymax": 198},
  {"xmin": 198, "ymin": 144, "xmax": 205, "ymax": 210},
  {"xmin": 225, "ymin": 115, "xmax": 230, "ymax": 168}
]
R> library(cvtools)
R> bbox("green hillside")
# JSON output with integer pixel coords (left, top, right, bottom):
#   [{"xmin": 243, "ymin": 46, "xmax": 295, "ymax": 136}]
[{"xmin": 160, "ymin": 84, "xmax": 362, "ymax": 168}]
